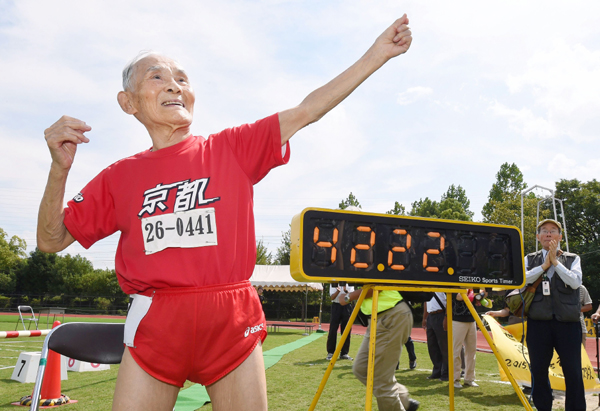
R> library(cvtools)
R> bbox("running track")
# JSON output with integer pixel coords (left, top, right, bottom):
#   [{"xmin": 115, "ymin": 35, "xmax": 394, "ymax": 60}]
[{"xmin": 4, "ymin": 312, "xmax": 600, "ymax": 367}]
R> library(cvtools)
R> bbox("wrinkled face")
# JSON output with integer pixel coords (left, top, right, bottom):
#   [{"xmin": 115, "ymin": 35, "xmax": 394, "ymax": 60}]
[
  {"xmin": 536, "ymin": 222, "xmax": 562, "ymax": 250},
  {"xmin": 128, "ymin": 55, "xmax": 195, "ymax": 129}
]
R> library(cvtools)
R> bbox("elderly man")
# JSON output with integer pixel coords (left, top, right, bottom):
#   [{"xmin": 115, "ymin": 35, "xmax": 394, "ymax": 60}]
[
  {"xmin": 525, "ymin": 219, "xmax": 585, "ymax": 411},
  {"xmin": 37, "ymin": 16, "xmax": 412, "ymax": 411}
]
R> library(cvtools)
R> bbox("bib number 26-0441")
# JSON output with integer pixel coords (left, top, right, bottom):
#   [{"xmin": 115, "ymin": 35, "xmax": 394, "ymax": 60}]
[{"xmin": 142, "ymin": 208, "xmax": 218, "ymax": 254}]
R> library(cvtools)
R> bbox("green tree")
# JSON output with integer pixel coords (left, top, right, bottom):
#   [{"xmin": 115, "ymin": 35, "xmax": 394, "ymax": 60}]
[
  {"xmin": 77, "ymin": 269, "xmax": 124, "ymax": 297},
  {"xmin": 437, "ymin": 198, "xmax": 473, "ymax": 221},
  {"xmin": 481, "ymin": 164, "xmax": 558, "ymax": 253},
  {"xmin": 482, "ymin": 162, "xmax": 527, "ymax": 221},
  {"xmin": 15, "ymin": 250, "xmax": 99, "ymax": 295},
  {"xmin": 555, "ymin": 179, "xmax": 600, "ymax": 247},
  {"xmin": 409, "ymin": 197, "xmax": 439, "ymax": 218},
  {"xmin": 409, "ymin": 185, "xmax": 473, "ymax": 222},
  {"xmin": 273, "ymin": 227, "xmax": 291, "ymax": 265},
  {"xmin": 483, "ymin": 195, "xmax": 551, "ymax": 254},
  {"xmin": 555, "ymin": 179, "xmax": 600, "ymax": 301},
  {"xmin": 442, "ymin": 184, "xmax": 474, "ymax": 219},
  {"xmin": 256, "ymin": 238, "xmax": 272, "ymax": 265},
  {"xmin": 386, "ymin": 201, "xmax": 406, "ymax": 215},
  {"xmin": 15, "ymin": 248, "xmax": 59, "ymax": 294},
  {"xmin": 0, "ymin": 228, "xmax": 27, "ymax": 293},
  {"xmin": 338, "ymin": 192, "xmax": 361, "ymax": 210},
  {"xmin": 55, "ymin": 254, "xmax": 95, "ymax": 295}
]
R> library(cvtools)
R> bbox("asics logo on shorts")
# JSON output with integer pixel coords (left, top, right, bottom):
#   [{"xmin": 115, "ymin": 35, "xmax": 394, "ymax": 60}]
[{"xmin": 244, "ymin": 323, "xmax": 264, "ymax": 337}]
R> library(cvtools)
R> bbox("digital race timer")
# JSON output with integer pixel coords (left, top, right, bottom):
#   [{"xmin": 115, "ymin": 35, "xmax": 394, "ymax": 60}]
[{"xmin": 290, "ymin": 208, "xmax": 525, "ymax": 289}]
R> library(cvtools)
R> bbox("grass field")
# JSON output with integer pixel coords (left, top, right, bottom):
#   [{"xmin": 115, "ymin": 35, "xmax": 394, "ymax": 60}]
[{"xmin": 1, "ymin": 314, "xmax": 540, "ymax": 410}]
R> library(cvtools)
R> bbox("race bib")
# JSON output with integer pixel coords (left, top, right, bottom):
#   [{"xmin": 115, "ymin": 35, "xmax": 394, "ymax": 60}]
[{"xmin": 142, "ymin": 208, "xmax": 218, "ymax": 254}]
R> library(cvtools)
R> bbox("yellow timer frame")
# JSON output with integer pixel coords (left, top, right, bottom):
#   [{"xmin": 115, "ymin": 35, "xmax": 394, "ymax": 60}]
[{"xmin": 290, "ymin": 207, "xmax": 525, "ymax": 289}]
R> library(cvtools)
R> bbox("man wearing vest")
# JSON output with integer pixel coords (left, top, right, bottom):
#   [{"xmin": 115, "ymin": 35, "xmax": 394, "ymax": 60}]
[
  {"xmin": 340, "ymin": 288, "xmax": 419, "ymax": 411},
  {"xmin": 525, "ymin": 219, "xmax": 585, "ymax": 411}
]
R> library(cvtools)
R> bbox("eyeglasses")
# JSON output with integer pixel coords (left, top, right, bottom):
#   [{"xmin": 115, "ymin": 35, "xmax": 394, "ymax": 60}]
[{"xmin": 540, "ymin": 229, "xmax": 559, "ymax": 235}]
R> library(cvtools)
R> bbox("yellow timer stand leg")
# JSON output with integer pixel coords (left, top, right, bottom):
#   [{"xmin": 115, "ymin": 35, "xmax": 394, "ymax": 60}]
[{"xmin": 307, "ymin": 285, "xmax": 533, "ymax": 411}]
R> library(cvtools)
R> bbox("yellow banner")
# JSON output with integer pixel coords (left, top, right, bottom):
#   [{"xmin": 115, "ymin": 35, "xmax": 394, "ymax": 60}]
[{"xmin": 483, "ymin": 315, "xmax": 600, "ymax": 392}]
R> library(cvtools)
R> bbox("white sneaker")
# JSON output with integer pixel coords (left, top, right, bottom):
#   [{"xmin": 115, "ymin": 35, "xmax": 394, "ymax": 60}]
[
  {"xmin": 326, "ymin": 353, "xmax": 333, "ymax": 361},
  {"xmin": 454, "ymin": 381, "xmax": 462, "ymax": 388},
  {"xmin": 463, "ymin": 380, "xmax": 479, "ymax": 387}
]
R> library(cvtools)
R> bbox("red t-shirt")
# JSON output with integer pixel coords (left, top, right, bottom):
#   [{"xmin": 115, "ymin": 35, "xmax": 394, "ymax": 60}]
[{"xmin": 64, "ymin": 114, "xmax": 289, "ymax": 295}]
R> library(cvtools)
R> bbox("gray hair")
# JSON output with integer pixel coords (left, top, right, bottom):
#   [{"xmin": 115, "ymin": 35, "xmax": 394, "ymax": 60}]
[{"xmin": 122, "ymin": 50, "xmax": 162, "ymax": 91}]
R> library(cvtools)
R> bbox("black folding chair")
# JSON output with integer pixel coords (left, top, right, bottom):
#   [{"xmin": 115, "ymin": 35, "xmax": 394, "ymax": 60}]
[
  {"xmin": 29, "ymin": 322, "xmax": 125, "ymax": 411},
  {"xmin": 16, "ymin": 305, "xmax": 39, "ymax": 331}
]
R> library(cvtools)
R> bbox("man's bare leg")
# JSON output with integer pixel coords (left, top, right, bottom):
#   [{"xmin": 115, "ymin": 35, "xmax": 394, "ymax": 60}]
[
  {"xmin": 206, "ymin": 343, "xmax": 268, "ymax": 411},
  {"xmin": 112, "ymin": 348, "xmax": 180, "ymax": 411}
]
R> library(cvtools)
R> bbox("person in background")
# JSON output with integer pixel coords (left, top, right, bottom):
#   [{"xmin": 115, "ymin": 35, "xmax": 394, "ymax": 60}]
[
  {"xmin": 257, "ymin": 286, "xmax": 266, "ymax": 312},
  {"xmin": 341, "ymin": 288, "xmax": 420, "ymax": 411},
  {"xmin": 405, "ymin": 336, "xmax": 418, "ymax": 370},
  {"xmin": 396, "ymin": 336, "xmax": 418, "ymax": 371},
  {"xmin": 422, "ymin": 292, "xmax": 449, "ymax": 381},
  {"xmin": 326, "ymin": 282, "xmax": 354, "ymax": 361},
  {"xmin": 452, "ymin": 290, "xmax": 485, "ymax": 389},
  {"xmin": 485, "ymin": 291, "xmax": 525, "ymax": 325},
  {"xmin": 591, "ymin": 303, "xmax": 600, "ymax": 324},
  {"xmin": 579, "ymin": 284, "xmax": 592, "ymax": 344}
]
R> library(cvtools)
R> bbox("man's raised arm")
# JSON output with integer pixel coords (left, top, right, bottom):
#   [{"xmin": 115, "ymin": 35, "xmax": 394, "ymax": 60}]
[
  {"xmin": 278, "ymin": 15, "xmax": 412, "ymax": 144},
  {"xmin": 37, "ymin": 116, "xmax": 90, "ymax": 253}
]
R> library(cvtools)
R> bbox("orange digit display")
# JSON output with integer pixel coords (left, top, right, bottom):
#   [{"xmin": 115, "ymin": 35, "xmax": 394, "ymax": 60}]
[
  {"xmin": 388, "ymin": 229, "xmax": 411, "ymax": 271},
  {"xmin": 351, "ymin": 225, "xmax": 375, "ymax": 269},
  {"xmin": 312, "ymin": 224, "xmax": 339, "ymax": 265},
  {"xmin": 423, "ymin": 231, "xmax": 445, "ymax": 272},
  {"xmin": 290, "ymin": 207, "xmax": 525, "ymax": 289}
]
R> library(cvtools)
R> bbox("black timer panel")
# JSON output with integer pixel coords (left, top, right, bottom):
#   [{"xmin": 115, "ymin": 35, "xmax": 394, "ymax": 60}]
[{"xmin": 296, "ymin": 209, "xmax": 525, "ymax": 288}]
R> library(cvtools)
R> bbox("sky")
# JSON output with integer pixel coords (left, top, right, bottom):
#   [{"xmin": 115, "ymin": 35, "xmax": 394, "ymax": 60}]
[{"xmin": 1, "ymin": 0, "xmax": 599, "ymax": 269}]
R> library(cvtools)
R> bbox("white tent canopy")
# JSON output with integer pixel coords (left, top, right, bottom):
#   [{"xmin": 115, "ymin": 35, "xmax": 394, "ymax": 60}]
[{"xmin": 249, "ymin": 265, "xmax": 323, "ymax": 292}]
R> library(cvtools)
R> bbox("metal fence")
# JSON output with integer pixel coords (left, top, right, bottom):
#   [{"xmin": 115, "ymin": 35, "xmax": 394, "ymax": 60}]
[
  {"xmin": 1, "ymin": 293, "xmax": 326, "ymax": 321},
  {"xmin": 0, "ymin": 294, "xmax": 129, "ymax": 316}
]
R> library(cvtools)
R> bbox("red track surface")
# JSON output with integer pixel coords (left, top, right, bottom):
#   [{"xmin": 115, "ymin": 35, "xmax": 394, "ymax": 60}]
[
  {"xmin": 282, "ymin": 321, "xmax": 600, "ymax": 366},
  {"xmin": 1, "ymin": 312, "xmax": 126, "ymax": 320}
]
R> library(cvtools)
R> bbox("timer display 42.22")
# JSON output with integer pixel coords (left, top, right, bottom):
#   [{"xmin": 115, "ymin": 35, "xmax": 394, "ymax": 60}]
[{"xmin": 290, "ymin": 208, "xmax": 525, "ymax": 289}]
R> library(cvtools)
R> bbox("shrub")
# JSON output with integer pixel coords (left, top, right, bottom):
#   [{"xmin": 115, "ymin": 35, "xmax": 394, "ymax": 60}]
[
  {"xmin": 48, "ymin": 295, "xmax": 63, "ymax": 304},
  {"xmin": 0, "ymin": 295, "xmax": 11, "ymax": 309},
  {"xmin": 94, "ymin": 297, "xmax": 111, "ymax": 313}
]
